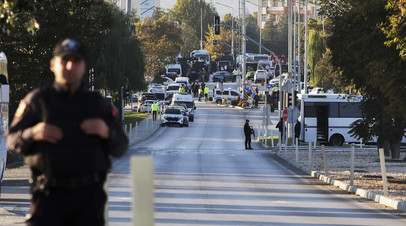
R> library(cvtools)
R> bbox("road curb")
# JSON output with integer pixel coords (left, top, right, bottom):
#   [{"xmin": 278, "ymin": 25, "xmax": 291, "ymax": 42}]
[{"xmin": 271, "ymin": 147, "xmax": 406, "ymax": 212}]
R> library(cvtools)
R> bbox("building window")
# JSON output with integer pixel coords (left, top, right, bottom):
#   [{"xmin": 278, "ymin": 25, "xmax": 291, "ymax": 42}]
[
  {"xmin": 262, "ymin": 0, "xmax": 267, "ymax": 7},
  {"xmin": 273, "ymin": 0, "xmax": 278, "ymax": 7},
  {"xmin": 262, "ymin": 14, "xmax": 267, "ymax": 22}
]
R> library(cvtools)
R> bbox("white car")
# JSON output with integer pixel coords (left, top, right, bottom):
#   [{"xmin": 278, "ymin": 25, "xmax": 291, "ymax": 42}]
[
  {"xmin": 212, "ymin": 89, "xmax": 244, "ymax": 105},
  {"xmin": 254, "ymin": 70, "xmax": 268, "ymax": 83},
  {"xmin": 269, "ymin": 74, "xmax": 287, "ymax": 87},
  {"xmin": 161, "ymin": 107, "xmax": 184, "ymax": 127},
  {"xmin": 166, "ymin": 83, "xmax": 182, "ymax": 95}
]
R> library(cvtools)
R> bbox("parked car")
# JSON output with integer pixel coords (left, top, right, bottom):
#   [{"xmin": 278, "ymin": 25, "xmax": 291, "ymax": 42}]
[
  {"xmin": 212, "ymin": 89, "xmax": 244, "ymax": 105},
  {"xmin": 254, "ymin": 70, "xmax": 268, "ymax": 83},
  {"xmin": 269, "ymin": 74, "xmax": 287, "ymax": 87},
  {"xmin": 212, "ymin": 71, "xmax": 235, "ymax": 82},
  {"xmin": 161, "ymin": 107, "xmax": 186, "ymax": 127}
]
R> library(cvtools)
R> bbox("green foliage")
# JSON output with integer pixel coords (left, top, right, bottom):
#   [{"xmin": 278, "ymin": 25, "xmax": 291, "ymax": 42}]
[
  {"xmin": 307, "ymin": 28, "xmax": 326, "ymax": 85},
  {"xmin": 262, "ymin": 15, "xmax": 288, "ymax": 53},
  {"xmin": 320, "ymin": 0, "xmax": 406, "ymax": 158},
  {"xmin": 245, "ymin": 14, "xmax": 260, "ymax": 53},
  {"xmin": 170, "ymin": 0, "xmax": 217, "ymax": 50},
  {"xmin": 230, "ymin": 99, "xmax": 238, "ymax": 106},
  {"xmin": 136, "ymin": 13, "xmax": 183, "ymax": 82},
  {"xmin": 1, "ymin": 0, "xmax": 145, "ymax": 121},
  {"xmin": 382, "ymin": 0, "xmax": 406, "ymax": 60}
]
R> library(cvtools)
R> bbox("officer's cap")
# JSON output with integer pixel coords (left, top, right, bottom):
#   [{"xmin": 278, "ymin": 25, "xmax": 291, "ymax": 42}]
[{"xmin": 54, "ymin": 38, "xmax": 85, "ymax": 60}]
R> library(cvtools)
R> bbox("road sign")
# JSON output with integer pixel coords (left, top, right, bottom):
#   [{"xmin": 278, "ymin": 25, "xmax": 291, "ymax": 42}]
[
  {"xmin": 266, "ymin": 84, "xmax": 272, "ymax": 89},
  {"xmin": 244, "ymin": 79, "xmax": 250, "ymax": 86},
  {"xmin": 243, "ymin": 87, "xmax": 250, "ymax": 93},
  {"xmin": 283, "ymin": 109, "xmax": 288, "ymax": 121}
]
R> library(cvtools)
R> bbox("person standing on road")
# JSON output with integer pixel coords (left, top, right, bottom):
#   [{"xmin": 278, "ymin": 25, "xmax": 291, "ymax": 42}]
[
  {"xmin": 276, "ymin": 118, "xmax": 285, "ymax": 144},
  {"xmin": 151, "ymin": 101, "xmax": 159, "ymax": 121},
  {"xmin": 6, "ymin": 38, "xmax": 129, "ymax": 226},
  {"xmin": 198, "ymin": 86, "xmax": 203, "ymax": 102},
  {"xmin": 204, "ymin": 86, "xmax": 210, "ymax": 101},
  {"xmin": 244, "ymin": 119, "xmax": 253, "ymax": 149}
]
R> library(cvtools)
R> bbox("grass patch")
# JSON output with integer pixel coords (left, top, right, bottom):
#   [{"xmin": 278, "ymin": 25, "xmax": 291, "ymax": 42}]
[{"xmin": 124, "ymin": 112, "xmax": 149, "ymax": 125}]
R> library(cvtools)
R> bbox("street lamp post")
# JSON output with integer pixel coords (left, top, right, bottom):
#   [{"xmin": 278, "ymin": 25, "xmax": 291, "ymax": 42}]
[
  {"xmin": 200, "ymin": 8, "xmax": 203, "ymax": 49},
  {"xmin": 215, "ymin": 2, "xmax": 235, "ymax": 59}
]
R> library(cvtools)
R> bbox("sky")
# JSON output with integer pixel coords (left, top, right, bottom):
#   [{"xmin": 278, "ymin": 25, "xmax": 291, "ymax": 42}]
[{"xmin": 160, "ymin": 0, "xmax": 258, "ymax": 18}]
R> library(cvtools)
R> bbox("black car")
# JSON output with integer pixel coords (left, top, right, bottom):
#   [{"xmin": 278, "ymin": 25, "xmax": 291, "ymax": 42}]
[{"xmin": 212, "ymin": 71, "xmax": 235, "ymax": 82}]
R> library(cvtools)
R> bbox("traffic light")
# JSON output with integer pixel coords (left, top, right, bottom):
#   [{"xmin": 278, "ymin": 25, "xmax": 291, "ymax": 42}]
[
  {"xmin": 214, "ymin": 15, "xmax": 220, "ymax": 35},
  {"xmin": 285, "ymin": 92, "xmax": 292, "ymax": 107}
]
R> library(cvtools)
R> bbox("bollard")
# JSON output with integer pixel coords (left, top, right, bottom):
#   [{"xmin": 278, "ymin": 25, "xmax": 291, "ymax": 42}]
[
  {"xmin": 135, "ymin": 121, "xmax": 138, "ymax": 138},
  {"xmin": 321, "ymin": 145, "xmax": 329, "ymax": 176},
  {"xmin": 270, "ymin": 129, "xmax": 274, "ymax": 147},
  {"xmin": 314, "ymin": 138, "xmax": 317, "ymax": 148},
  {"xmin": 124, "ymin": 124, "xmax": 127, "ymax": 134},
  {"xmin": 278, "ymin": 135, "xmax": 281, "ymax": 153},
  {"xmin": 350, "ymin": 145, "xmax": 355, "ymax": 186},
  {"xmin": 308, "ymin": 142, "xmax": 312, "ymax": 171},
  {"xmin": 378, "ymin": 148, "xmax": 389, "ymax": 196},
  {"xmin": 295, "ymin": 138, "xmax": 299, "ymax": 163},
  {"xmin": 265, "ymin": 126, "xmax": 268, "ymax": 146},
  {"xmin": 131, "ymin": 155, "xmax": 154, "ymax": 226},
  {"xmin": 104, "ymin": 176, "xmax": 109, "ymax": 225},
  {"xmin": 129, "ymin": 123, "xmax": 132, "ymax": 143}
]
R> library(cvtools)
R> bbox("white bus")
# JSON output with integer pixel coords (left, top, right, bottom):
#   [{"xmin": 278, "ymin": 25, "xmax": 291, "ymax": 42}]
[
  {"xmin": 0, "ymin": 51, "xmax": 9, "ymax": 185},
  {"xmin": 299, "ymin": 94, "xmax": 364, "ymax": 146}
]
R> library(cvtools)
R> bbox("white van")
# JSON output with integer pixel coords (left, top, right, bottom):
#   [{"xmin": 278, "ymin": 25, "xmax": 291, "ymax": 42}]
[
  {"xmin": 166, "ymin": 64, "xmax": 182, "ymax": 77},
  {"xmin": 171, "ymin": 93, "xmax": 195, "ymax": 121}
]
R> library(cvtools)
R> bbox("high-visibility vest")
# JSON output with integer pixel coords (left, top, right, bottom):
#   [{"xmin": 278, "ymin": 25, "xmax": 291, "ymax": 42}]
[
  {"xmin": 204, "ymin": 87, "xmax": 209, "ymax": 94},
  {"xmin": 151, "ymin": 103, "xmax": 159, "ymax": 111},
  {"xmin": 198, "ymin": 88, "xmax": 203, "ymax": 94},
  {"xmin": 179, "ymin": 87, "xmax": 184, "ymax": 92}
]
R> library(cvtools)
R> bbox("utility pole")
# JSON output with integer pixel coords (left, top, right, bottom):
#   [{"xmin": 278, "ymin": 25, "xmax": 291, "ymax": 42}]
[
  {"xmin": 200, "ymin": 8, "xmax": 203, "ymax": 49},
  {"xmin": 242, "ymin": 0, "xmax": 246, "ymax": 81}
]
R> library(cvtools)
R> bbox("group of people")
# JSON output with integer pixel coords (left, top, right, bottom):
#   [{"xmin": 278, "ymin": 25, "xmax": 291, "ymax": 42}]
[
  {"xmin": 244, "ymin": 118, "xmax": 301, "ymax": 149},
  {"xmin": 190, "ymin": 82, "xmax": 210, "ymax": 102}
]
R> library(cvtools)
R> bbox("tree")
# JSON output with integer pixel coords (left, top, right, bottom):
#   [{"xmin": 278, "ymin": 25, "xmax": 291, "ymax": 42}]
[
  {"xmin": 262, "ymin": 15, "xmax": 288, "ymax": 53},
  {"xmin": 314, "ymin": 49, "xmax": 346, "ymax": 92},
  {"xmin": 170, "ymin": 0, "xmax": 217, "ymax": 50},
  {"xmin": 204, "ymin": 25, "xmax": 233, "ymax": 60},
  {"xmin": 1, "ymin": 0, "xmax": 145, "ymax": 121},
  {"xmin": 136, "ymin": 13, "xmax": 183, "ymax": 79},
  {"xmin": 382, "ymin": 0, "xmax": 406, "ymax": 60},
  {"xmin": 320, "ymin": 0, "xmax": 406, "ymax": 159},
  {"xmin": 307, "ymin": 29, "xmax": 326, "ymax": 85},
  {"xmin": 245, "ymin": 13, "xmax": 260, "ymax": 53}
]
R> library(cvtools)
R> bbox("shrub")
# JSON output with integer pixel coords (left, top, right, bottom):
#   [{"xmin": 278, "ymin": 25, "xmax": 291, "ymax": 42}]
[
  {"xmin": 222, "ymin": 98, "xmax": 227, "ymax": 104},
  {"xmin": 230, "ymin": 99, "xmax": 238, "ymax": 106}
]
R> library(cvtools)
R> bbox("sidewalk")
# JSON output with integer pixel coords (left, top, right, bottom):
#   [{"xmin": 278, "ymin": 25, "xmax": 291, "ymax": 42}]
[{"xmin": 0, "ymin": 113, "xmax": 161, "ymax": 225}]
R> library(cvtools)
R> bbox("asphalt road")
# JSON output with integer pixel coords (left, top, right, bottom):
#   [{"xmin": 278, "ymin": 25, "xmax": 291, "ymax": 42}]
[
  {"xmin": 108, "ymin": 101, "xmax": 406, "ymax": 226},
  {"xmin": 1, "ymin": 81, "xmax": 406, "ymax": 225}
]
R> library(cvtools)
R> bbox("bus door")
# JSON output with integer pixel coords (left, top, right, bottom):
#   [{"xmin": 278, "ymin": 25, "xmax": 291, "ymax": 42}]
[{"xmin": 316, "ymin": 105, "xmax": 328, "ymax": 143}]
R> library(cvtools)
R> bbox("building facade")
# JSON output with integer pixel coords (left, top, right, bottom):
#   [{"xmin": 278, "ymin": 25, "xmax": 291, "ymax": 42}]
[
  {"xmin": 257, "ymin": 0, "xmax": 316, "ymax": 29},
  {"xmin": 109, "ymin": 0, "xmax": 161, "ymax": 19}
]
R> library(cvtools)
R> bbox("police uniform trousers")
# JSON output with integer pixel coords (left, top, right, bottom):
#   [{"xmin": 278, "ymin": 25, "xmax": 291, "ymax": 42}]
[
  {"xmin": 245, "ymin": 135, "xmax": 252, "ymax": 149},
  {"xmin": 27, "ymin": 181, "xmax": 106, "ymax": 226}
]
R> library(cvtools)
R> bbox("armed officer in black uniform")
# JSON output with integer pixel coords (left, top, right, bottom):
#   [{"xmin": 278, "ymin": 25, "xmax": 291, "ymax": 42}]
[{"xmin": 6, "ymin": 39, "xmax": 129, "ymax": 226}]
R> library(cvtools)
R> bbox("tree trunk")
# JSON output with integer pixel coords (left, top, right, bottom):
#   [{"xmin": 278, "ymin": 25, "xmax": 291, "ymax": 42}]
[{"xmin": 390, "ymin": 139, "xmax": 401, "ymax": 160}]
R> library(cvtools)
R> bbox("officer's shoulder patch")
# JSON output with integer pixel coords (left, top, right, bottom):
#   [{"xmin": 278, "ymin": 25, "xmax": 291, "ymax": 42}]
[
  {"xmin": 111, "ymin": 104, "xmax": 118, "ymax": 118},
  {"xmin": 15, "ymin": 100, "xmax": 27, "ymax": 119}
]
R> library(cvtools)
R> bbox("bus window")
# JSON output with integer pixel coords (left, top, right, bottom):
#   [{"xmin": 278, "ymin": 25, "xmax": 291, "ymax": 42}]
[
  {"xmin": 340, "ymin": 102, "xmax": 362, "ymax": 117},
  {"xmin": 329, "ymin": 102, "xmax": 339, "ymax": 117}
]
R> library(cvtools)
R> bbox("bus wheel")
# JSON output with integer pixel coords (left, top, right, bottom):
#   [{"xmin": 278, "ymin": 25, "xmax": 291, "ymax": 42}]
[
  {"xmin": 216, "ymin": 99, "xmax": 222, "ymax": 104},
  {"xmin": 330, "ymin": 134, "xmax": 344, "ymax": 146}
]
